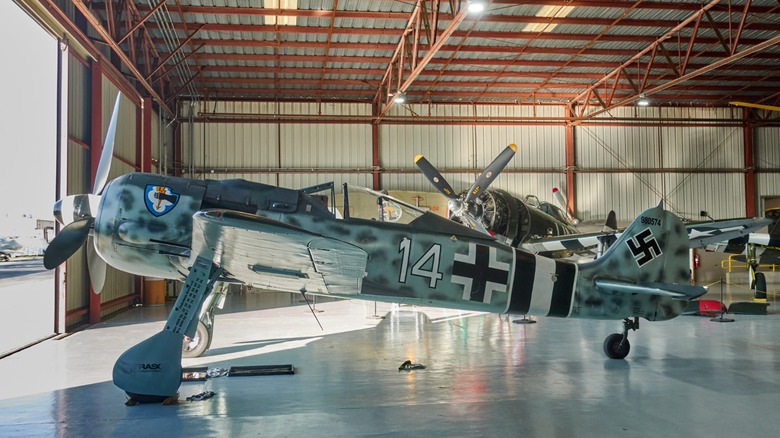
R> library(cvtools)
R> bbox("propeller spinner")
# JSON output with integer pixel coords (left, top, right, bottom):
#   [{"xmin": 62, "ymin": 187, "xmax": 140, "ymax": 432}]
[
  {"xmin": 415, "ymin": 144, "xmax": 517, "ymax": 233},
  {"xmin": 43, "ymin": 94, "xmax": 121, "ymax": 293}
]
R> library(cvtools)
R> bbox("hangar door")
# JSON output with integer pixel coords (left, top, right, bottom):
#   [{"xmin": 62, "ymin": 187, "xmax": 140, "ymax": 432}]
[{"xmin": 0, "ymin": 2, "xmax": 57, "ymax": 355}]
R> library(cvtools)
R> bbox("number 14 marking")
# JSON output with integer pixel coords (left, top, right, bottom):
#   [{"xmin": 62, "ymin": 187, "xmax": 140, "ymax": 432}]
[{"xmin": 398, "ymin": 237, "xmax": 443, "ymax": 288}]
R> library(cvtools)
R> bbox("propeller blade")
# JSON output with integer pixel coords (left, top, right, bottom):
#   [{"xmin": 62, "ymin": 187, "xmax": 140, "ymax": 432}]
[
  {"xmin": 43, "ymin": 218, "xmax": 92, "ymax": 269},
  {"xmin": 552, "ymin": 187, "xmax": 580, "ymax": 225},
  {"xmin": 93, "ymin": 94, "xmax": 121, "ymax": 195},
  {"xmin": 603, "ymin": 210, "xmax": 618, "ymax": 232},
  {"xmin": 87, "ymin": 235, "xmax": 107, "ymax": 293},
  {"xmin": 464, "ymin": 144, "xmax": 517, "ymax": 204},
  {"xmin": 414, "ymin": 154, "xmax": 457, "ymax": 199}
]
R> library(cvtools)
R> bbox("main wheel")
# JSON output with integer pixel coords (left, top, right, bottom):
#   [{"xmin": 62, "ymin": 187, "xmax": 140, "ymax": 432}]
[
  {"xmin": 603, "ymin": 333, "xmax": 630, "ymax": 359},
  {"xmin": 754, "ymin": 272, "xmax": 767, "ymax": 299},
  {"xmin": 182, "ymin": 321, "xmax": 211, "ymax": 358}
]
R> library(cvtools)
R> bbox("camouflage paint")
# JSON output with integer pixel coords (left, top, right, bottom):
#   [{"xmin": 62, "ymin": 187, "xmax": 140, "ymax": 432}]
[{"xmin": 93, "ymin": 173, "xmax": 700, "ymax": 324}]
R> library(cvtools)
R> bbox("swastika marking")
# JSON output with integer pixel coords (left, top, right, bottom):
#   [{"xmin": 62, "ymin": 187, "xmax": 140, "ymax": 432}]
[{"xmin": 626, "ymin": 228, "xmax": 662, "ymax": 267}]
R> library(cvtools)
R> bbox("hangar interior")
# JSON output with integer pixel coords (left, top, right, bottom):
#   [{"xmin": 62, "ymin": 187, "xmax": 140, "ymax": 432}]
[{"xmin": 1, "ymin": 0, "xmax": 780, "ymax": 435}]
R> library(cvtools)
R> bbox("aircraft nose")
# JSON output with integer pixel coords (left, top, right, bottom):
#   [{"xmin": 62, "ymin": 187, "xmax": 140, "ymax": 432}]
[{"xmin": 53, "ymin": 199, "xmax": 64, "ymax": 225}]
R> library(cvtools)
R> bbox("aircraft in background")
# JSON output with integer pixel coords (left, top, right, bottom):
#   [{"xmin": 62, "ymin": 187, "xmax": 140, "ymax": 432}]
[
  {"xmin": 45, "ymin": 96, "xmax": 706, "ymax": 403},
  {"xmin": 708, "ymin": 208, "xmax": 780, "ymax": 297},
  {"xmin": 414, "ymin": 147, "xmax": 580, "ymax": 247},
  {"xmin": 415, "ymin": 146, "xmax": 769, "ymax": 260},
  {"xmin": 0, "ymin": 236, "xmax": 22, "ymax": 261}
]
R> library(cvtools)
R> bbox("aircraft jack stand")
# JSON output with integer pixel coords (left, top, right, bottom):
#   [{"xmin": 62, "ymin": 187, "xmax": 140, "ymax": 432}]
[
  {"xmin": 369, "ymin": 301, "xmax": 386, "ymax": 320},
  {"xmin": 603, "ymin": 317, "xmax": 638, "ymax": 359},
  {"xmin": 710, "ymin": 279, "xmax": 734, "ymax": 323},
  {"xmin": 512, "ymin": 314, "xmax": 537, "ymax": 324}
]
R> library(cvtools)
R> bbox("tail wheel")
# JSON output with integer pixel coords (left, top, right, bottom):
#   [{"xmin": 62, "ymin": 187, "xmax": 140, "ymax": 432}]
[
  {"xmin": 182, "ymin": 321, "xmax": 211, "ymax": 358},
  {"xmin": 603, "ymin": 333, "xmax": 630, "ymax": 359}
]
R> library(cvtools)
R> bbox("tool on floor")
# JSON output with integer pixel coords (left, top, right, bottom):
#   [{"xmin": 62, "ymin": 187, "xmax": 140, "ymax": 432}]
[
  {"xmin": 186, "ymin": 391, "xmax": 215, "ymax": 402},
  {"xmin": 398, "ymin": 360, "xmax": 426, "ymax": 371}
]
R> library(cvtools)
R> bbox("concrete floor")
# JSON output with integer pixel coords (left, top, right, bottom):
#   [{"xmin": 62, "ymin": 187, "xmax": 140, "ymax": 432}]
[{"xmin": 0, "ymin": 284, "xmax": 779, "ymax": 437}]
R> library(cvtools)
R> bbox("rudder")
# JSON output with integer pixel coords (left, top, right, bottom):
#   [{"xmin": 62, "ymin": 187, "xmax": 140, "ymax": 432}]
[{"xmin": 589, "ymin": 202, "xmax": 690, "ymax": 288}]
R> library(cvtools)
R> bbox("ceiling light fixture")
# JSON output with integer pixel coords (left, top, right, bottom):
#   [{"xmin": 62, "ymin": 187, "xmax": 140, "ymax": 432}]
[
  {"xmin": 468, "ymin": 1, "xmax": 485, "ymax": 13},
  {"xmin": 394, "ymin": 92, "xmax": 407, "ymax": 104},
  {"xmin": 637, "ymin": 94, "xmax": 650, "ymax": 106}
]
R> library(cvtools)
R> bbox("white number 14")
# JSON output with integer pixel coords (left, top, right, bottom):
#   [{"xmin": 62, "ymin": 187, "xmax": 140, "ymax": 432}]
[{"xmin": 398, "ymin": 237, "xmax": 443, "ymax": 288}]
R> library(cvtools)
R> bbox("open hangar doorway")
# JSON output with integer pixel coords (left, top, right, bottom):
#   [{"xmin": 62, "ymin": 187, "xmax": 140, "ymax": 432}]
[{"xmin": 0, "ymin": 1, "xmax": 57, "ymax": 356}]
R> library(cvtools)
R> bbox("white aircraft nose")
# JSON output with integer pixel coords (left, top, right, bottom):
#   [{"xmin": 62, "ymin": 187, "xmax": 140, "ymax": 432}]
[
  {"xmin": 53, "ymin": 199, "xmax": 64, "ymax": 226},
  {"xmin": 52, "ymin": 194, "xmax": 101, "ymax": 227}
]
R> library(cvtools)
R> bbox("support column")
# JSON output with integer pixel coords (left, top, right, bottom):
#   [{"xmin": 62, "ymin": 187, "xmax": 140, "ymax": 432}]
[
  {"xmin": 142, "ymin": 98, "xmax": 153, "ymax": 173},
  {"xmin": 89, "ymin": 59, "xmax": 103, "ymax": 324},
  {"xmin": 372, "ymin": 116, "xmax": 380, "ymax": 190},
  {"xmin": 564, "ymin": 111, "xmax": 576, "ymax": 218},
  {"xmin": 137, "ymin": 97, "xmax": 154, "ymax": 304},
  {"xmin": 174, "ymin": 124, "xmax": 182, "ymax": 177},
  {"xmin": 55, "ymin": 38, "xmax": 69, "ymax": 334},
  {"xmin": 743, "ymin": 107, "xmax": 756, "ymax": 217}
]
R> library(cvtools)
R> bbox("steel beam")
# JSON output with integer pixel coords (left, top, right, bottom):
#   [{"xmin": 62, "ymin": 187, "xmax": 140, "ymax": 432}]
[
  {"xmin": 72, "ymin": 0, "xmax": 172, "ymax": 115},
  {"xmin": 375, "ymin": 1, "xmax": 473, "ymax": 118}
]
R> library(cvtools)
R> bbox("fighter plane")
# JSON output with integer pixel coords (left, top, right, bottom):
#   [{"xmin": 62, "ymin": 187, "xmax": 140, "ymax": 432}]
[
  {"xmin": 415, "ymin": 149, "xmax": 579, "ymax": 246},
  {"xmin": 415, "ymin": 150, "xmax": 769, "ymax": 259},
  {"xmin": 45, "ymin": 96, "xmax": 706, "ymax": 403},
  {"xmin": 0, "ymin": 236, "xmax": 22, "ymax": 261}
]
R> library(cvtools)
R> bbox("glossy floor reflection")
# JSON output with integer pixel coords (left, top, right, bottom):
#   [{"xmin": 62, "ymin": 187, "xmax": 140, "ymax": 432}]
[{"xmin": 0, "ymin": 287, "xmax": 779, "ymax": 437}]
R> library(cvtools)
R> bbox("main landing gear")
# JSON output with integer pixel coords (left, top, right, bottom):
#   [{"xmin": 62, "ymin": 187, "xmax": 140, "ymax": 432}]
[
  {"xmin": 182, "ymin": 282, "xmax": 228, "ymax": 358},
  {"xmin": 603, "ymin": 317, "xmax": 639, "ymax": 359}
]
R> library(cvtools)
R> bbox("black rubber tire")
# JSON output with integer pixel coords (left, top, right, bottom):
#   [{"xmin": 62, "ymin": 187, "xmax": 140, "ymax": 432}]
[
  {"xmin": 754, "ymin": 272, "xmax": 767, "ymax": 298},
  {"xmin": 603, "ymin": 333, "xmax": 630, "ymax": 359},
  {"xmin": 182, "ymin": 321, "xmax": 210, "ymax": 358}
]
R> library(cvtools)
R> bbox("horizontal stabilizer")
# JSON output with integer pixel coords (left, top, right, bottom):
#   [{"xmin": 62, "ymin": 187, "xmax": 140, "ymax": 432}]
[{"xmin": 596, "ymin": 279, "xmax": 707, "ymax": 300}]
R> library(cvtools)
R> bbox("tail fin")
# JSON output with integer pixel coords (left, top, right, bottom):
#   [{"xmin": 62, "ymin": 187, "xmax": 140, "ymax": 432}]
[
  {"xmin": 603, "ymin": 210, "xmax": 617, "ymax": 232},
  {"xmin": 588, "ymin": 202, "xmax": 705, "ymax": 300}
]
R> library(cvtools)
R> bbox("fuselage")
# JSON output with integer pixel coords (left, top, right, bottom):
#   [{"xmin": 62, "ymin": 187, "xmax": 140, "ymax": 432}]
[{"xmin": 94, "ymin": 172, "xmax": 688, "ymax": 323}]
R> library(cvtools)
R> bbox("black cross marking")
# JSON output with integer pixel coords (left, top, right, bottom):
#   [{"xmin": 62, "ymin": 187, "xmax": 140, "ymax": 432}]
[
  {"xmin": 452, "ymin": 244, "xmax": 509, "ymax": 303},
  {"xmin": 626, "ymin": 228, "xmax": 662, "ymax": 267}
]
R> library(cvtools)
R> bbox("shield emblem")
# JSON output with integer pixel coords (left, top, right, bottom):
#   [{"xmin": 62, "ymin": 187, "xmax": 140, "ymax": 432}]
[{"xmin": 144, "ymin": 185, "xmax": 180, "ymax": 217}]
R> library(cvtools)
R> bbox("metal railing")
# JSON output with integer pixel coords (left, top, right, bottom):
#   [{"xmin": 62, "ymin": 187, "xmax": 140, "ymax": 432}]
[{"xmin": 720, "ymin": 254, "xmax": 780, "ymax": 272}]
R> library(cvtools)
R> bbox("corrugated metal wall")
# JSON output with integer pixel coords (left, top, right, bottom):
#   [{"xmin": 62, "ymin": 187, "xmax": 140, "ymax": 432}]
[
  {"xmin": 756, "ymin": 126, "xmax": 780, "ymax": 210},
  {"xmin": 179, "ymin": 101, "xmax": 773, "ymax": 225},
  {"xmin": 65, "ymin": 139, "xmax": 89, "ymax": 318},
  {"xmin": 576, "ymin": 107, "xmax": 746, "ymax": 222},
  {"xmin": 151, "ymin": 107, "xmax": 173, "ymax": 174},
  {"xmin": 99, "ymin": 81, "xmax": 138, "ymax": 318},
  {"xmin": 64, "ymin": 55, "xmax": 89, "ymax": 321},
  {"xmin": 182, "ymin": 101, "xmax": 373, "ymax": 189},
  {"xmin": 64, "ymin": 60, "xmax": 143, "ymax": 323}
]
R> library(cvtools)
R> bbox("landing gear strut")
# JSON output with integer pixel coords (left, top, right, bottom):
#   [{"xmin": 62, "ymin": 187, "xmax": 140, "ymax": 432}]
[
  {"xmin": 603, "ymin": 317, "xmax": 639, "ymax": 359},
  {"xmin": 182, "ymin": 282, "xmax": 228, "ymax": 358}
]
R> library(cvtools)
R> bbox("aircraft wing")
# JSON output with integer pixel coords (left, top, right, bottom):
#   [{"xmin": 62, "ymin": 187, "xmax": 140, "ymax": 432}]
[
  {"xmin": 687, "ymin": 217, "xmax": 772, "ymax": 248},
  {"xmin": 189, "ymin": 210, "xmax": 367, "ymax": 295}
]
